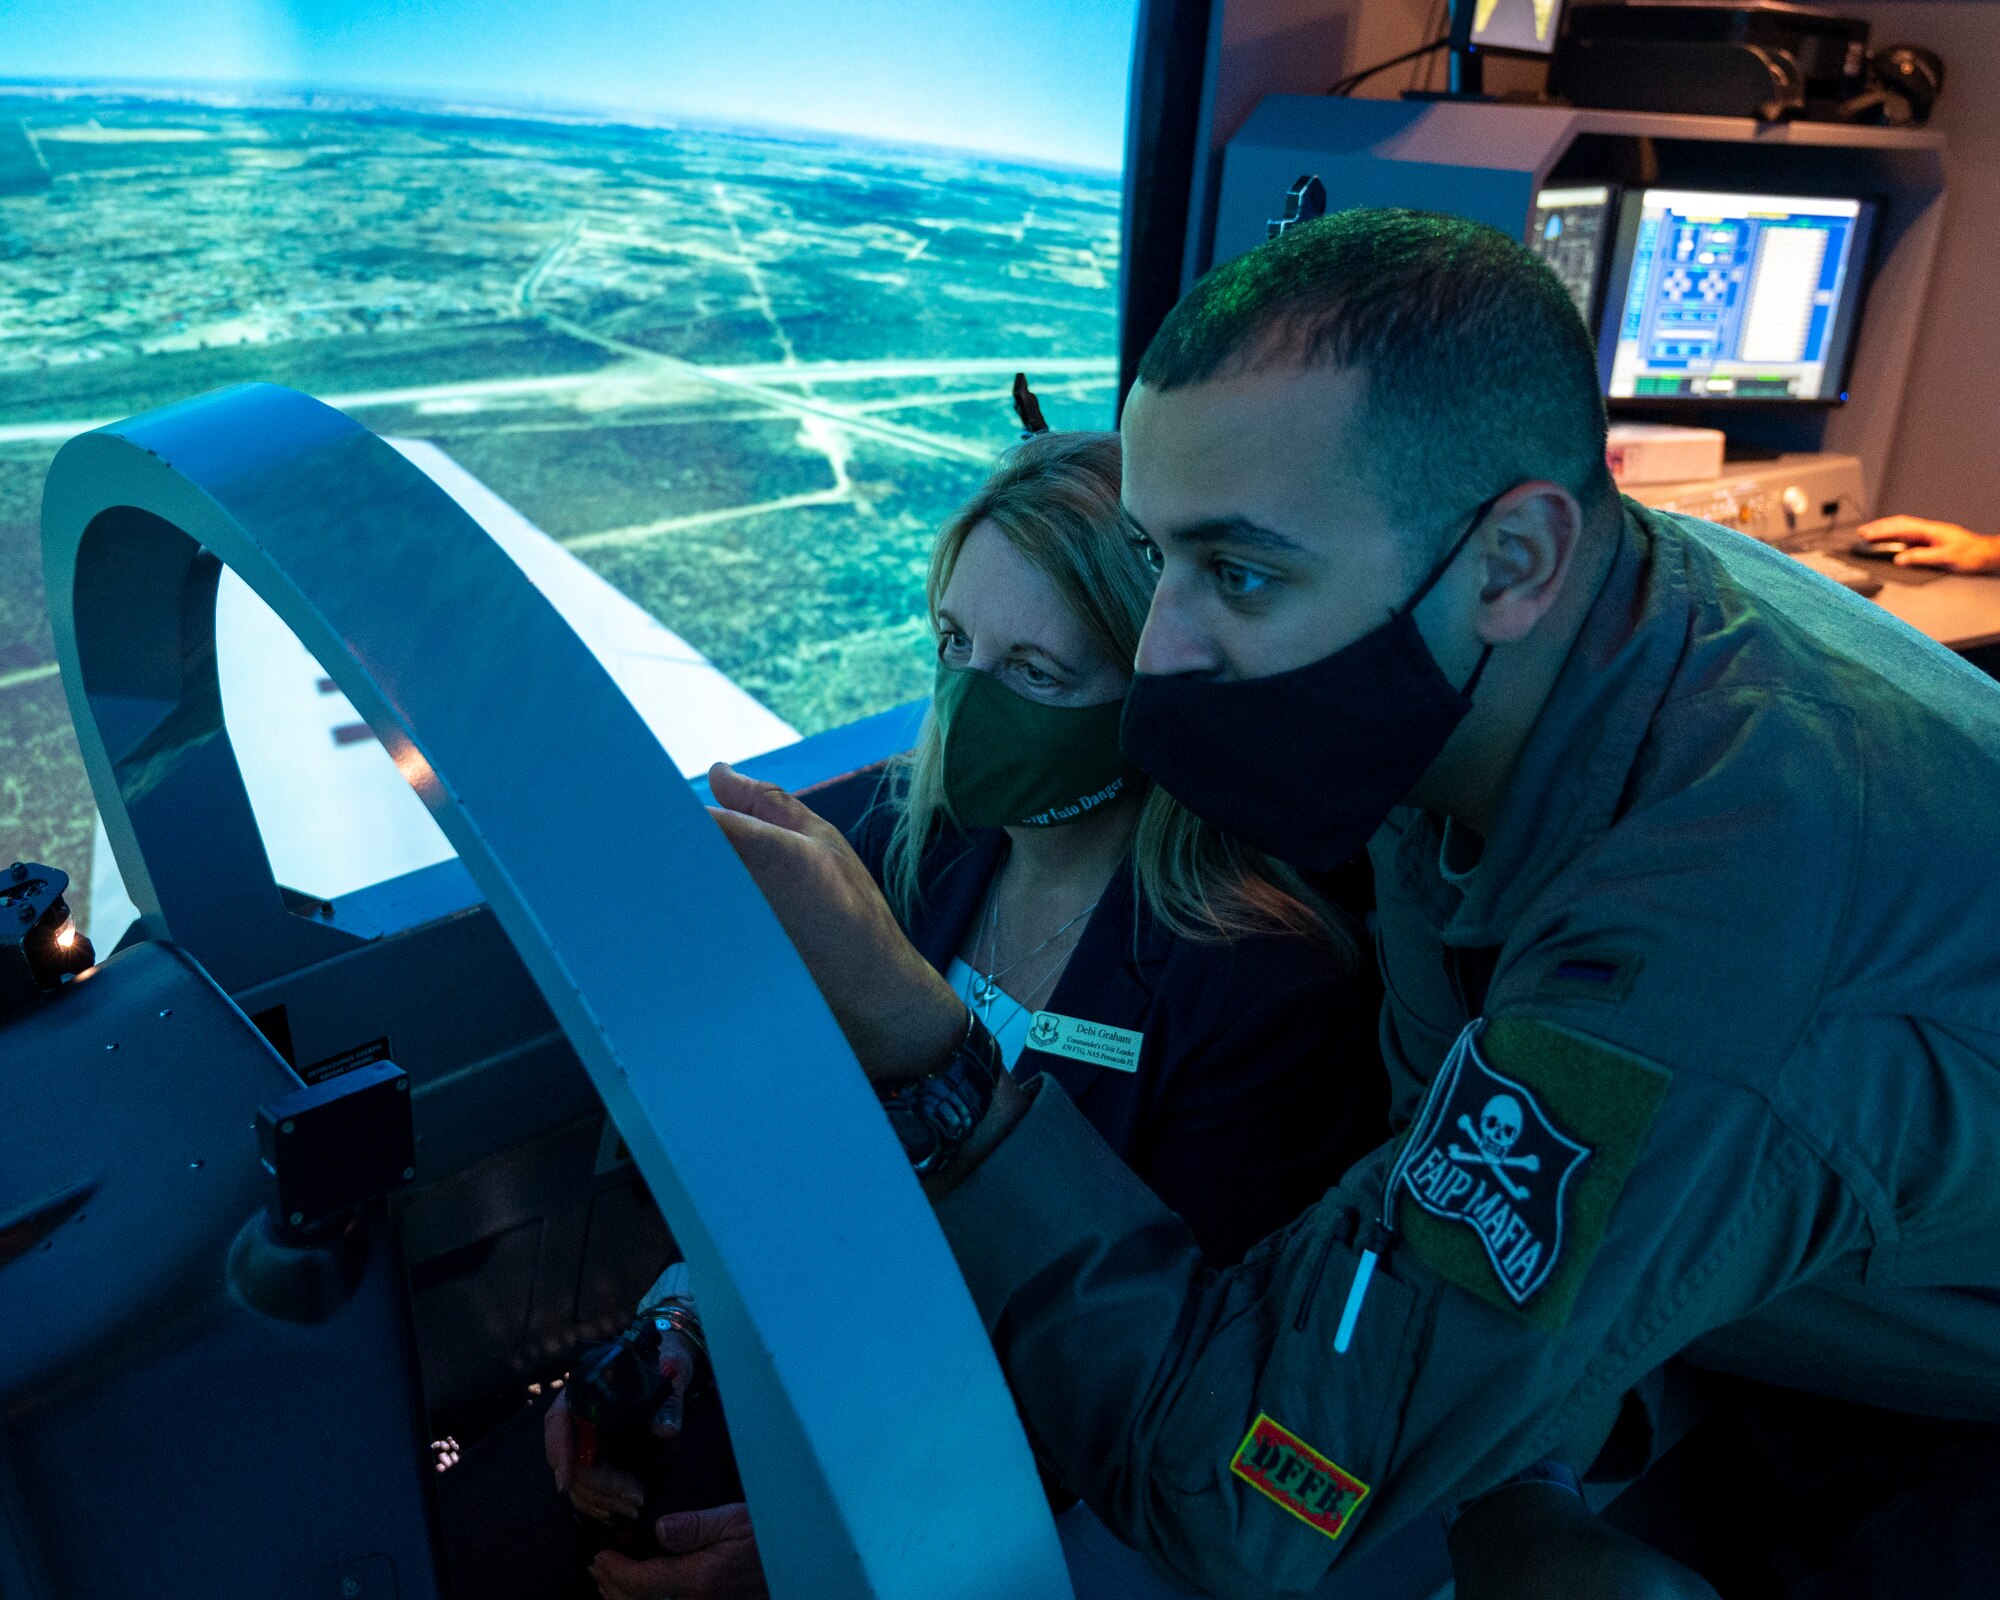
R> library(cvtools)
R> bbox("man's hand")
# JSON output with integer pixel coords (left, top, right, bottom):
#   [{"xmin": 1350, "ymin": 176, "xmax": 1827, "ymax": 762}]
[
  {"xmin": 1856, "ymin": 515, "xmax": 2000, "ymax": 574},
  {"xmin": 591, "ymin": 1503, "xmax": 768, "ymax": 1600},
  {"xmin": 707, "ymin": 762, "xmax": 965, "ymax": 1082}
]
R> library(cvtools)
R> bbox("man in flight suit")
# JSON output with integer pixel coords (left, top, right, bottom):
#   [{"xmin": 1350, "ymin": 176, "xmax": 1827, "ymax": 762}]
[{"xmin": 709, "ymin": 208, "xmax": 2000, "ymax": 1596}]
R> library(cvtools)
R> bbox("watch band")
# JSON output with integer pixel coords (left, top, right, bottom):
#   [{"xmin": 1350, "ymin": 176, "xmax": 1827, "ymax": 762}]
[{"xmin": 881, "ymin": 1010, "xmax": 1004, "ymax": 1176}]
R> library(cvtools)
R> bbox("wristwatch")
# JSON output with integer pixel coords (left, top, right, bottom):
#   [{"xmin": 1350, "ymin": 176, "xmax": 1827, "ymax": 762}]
[{"xmin": 880, "ymin": 1010, "xmax": 1004, "ymax": 1176}]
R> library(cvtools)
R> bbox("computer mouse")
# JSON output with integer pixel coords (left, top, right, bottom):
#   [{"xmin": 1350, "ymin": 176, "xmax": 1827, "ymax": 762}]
[{"xmin": 1849, "ymin": 539, "xmax": 1912, "ymax": 560}]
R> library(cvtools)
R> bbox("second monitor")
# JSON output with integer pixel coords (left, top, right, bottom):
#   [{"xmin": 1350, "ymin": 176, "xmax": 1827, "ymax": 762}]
[
  {"xmin": 1529, "ymin": 184, "xmax": 1616, "ymax": 327},
  {"xmin": 1600, "ymin": 188, "xmax": 1876, "ymax": 404}
]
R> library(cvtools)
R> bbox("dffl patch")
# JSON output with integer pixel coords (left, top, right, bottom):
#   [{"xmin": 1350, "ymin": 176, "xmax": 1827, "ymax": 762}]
[
  {"xmin": 1230, "ymin": 1414, "xmax": 1370, "ymax": 1542},
  {"xmin": 1399, "ymin": 1031, "xmax": 1591, "ymax": 1305}
]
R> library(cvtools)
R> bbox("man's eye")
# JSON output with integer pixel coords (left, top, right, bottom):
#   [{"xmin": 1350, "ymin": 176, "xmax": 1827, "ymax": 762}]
[
  {"xmin": 1212, "ymin": 559, "xmax": 1269, "ymax": 598},
  {"xmin": 1128, "ymin": 533, "xmax": 1163, "ymax": 575}
]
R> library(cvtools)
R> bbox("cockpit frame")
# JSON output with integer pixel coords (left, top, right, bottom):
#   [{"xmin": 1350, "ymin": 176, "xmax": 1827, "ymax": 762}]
[{"xmin": 38, "ymin": 381, "xmax": 1072, "ymax": 1600}]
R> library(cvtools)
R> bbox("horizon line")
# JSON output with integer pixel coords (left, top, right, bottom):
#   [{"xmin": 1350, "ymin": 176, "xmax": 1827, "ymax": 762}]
[{"xmin": 0, "ymin": 75, "xmax": 1127, "ymax": 180}]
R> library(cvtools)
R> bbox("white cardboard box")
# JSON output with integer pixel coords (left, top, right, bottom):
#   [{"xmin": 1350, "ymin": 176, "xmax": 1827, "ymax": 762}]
[{"xmin": 1606, "ymin": 423, "xmax": 1727, "ymax": 486}]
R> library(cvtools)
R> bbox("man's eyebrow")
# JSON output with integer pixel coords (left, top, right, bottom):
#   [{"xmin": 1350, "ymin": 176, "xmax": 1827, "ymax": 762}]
[{"xmin": 1134, "ymin": 513, "xmax": 1307, "ymax": 554}]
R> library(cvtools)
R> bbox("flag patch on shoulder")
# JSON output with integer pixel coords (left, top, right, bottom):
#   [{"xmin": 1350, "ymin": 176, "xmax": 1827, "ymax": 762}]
[
  {"xmin": 1230, "ymin": 1413, "xmax": 1370, "ymax": 1542},
  {"xmin": 1395, "ymin": 1016, "xmax": 1671, "ymax": 1332}
]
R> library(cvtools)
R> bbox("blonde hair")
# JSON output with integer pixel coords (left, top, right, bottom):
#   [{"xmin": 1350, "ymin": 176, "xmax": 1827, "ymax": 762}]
[{"xmin": 881, "ymin": 430, "xmax": 1349, "ymax": 957}]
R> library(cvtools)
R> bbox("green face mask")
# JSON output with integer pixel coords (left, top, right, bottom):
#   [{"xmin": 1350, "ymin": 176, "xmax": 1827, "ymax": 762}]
[{"xmin": 933, "ymin": 661, "xmax": 1139, "ymax": 829}]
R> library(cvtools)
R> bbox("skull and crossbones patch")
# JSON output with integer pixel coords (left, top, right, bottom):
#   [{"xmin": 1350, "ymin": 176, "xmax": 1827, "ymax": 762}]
[{"xmin": 1398, "ymin": 1026, "xmax": 1593, "ymax": 1306}]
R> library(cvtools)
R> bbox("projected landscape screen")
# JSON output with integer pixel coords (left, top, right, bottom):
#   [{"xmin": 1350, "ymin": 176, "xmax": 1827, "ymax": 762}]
[{"xmin": 0, "ymin": 1, "xmax": 1133, "ymax": 929}]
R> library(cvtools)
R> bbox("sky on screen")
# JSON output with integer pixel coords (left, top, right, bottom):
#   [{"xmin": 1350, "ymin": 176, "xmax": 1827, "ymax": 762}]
[{"xmin": 2, "ymin": 0, "xmax": 1137, "ymax": 170}]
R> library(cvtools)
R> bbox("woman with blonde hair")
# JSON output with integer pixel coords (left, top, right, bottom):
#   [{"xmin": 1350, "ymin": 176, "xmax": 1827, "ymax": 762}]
[
  {"xmin": 828, "ymin": 425, "xmax": 1382, "ymax": 1264},
  {"xmin": 555, "ymin": 426, "xmax": 1386, "ymax": 1600}
]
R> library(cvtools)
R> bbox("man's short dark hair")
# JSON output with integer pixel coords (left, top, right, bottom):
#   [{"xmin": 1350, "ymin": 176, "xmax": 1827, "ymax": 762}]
[{"xmin": 1138, "ymin": 208, "xmax": 1614, "ymax": 540}]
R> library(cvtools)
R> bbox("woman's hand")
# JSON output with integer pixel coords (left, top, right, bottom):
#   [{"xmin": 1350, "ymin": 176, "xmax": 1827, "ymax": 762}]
[
  {"xmin": 591, "ymin": 1503, "xmax": 768, "ymax": 1600},
  {"xmin": 1856, "ymin": 515, "xmax": 2000, "ymax": 574},
  {"xmin": 707, "ymin": 762, "xmax": 965, "ymax": 1083}
]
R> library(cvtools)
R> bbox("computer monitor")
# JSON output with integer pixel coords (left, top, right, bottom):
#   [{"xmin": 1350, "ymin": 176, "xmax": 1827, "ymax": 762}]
[
  {"xmin": 1529, "ymin": 185, "xmax": 1615, "ymax": 328},
  {"xmin": 1601, "ymin": 188, "xmax": 1877, "ymax": 404},
  {"xmin": 1468, "ymin": 0, "xmax": 1568, "ymax": 55}
]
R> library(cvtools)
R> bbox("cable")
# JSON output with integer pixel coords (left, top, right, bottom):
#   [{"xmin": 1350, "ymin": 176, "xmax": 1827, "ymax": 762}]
[
  {"xmin": 1416, "ymin": 0, "xmax": 1450, "ymax": 92},
  {"xmin": 1328, "ymin": 38, "xmax": 1440, "ymax": 94},
  {"xmin": 1329, "ymin": 35, "xmax": 1448, "ymax": 96}
]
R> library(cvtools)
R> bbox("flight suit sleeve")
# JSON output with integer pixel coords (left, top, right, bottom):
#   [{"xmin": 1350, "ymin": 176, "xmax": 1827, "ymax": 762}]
[{"xmin": 934, "ymin": 1014, "xmax": 1872, "ymax": 1599}]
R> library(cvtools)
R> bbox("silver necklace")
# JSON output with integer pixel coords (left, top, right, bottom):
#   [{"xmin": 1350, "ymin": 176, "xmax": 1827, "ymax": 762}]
[{"xmin": 969, "ymin": 890, "xmax": 1098, "ymax": 1010}]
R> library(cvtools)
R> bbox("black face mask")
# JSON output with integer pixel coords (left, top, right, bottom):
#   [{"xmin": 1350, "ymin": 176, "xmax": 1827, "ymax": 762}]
[{"xmin": 1120, "ymin": 497, "xmax": 1499, "ymax": 872}]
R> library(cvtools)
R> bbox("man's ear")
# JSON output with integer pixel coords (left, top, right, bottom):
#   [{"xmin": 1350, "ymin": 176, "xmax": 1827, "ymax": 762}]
[{"xmin": 1475, "ymin": 482, "xmax": 1587, "ymax": 645}]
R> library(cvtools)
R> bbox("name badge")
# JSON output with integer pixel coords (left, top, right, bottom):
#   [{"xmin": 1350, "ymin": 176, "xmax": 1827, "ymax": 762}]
[{"xmin": 1025, "ymin": 1011, "xmax": 1143, "ymax": 1073}]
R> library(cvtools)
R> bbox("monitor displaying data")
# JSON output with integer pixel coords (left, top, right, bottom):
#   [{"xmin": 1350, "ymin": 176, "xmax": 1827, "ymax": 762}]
[
  {"xmin": 1604, "ymin": 189, "xmax": 1875, "ymax": 403},
  {"xmin": 1528, "ymin": 185, "xmax": 1614, "ymax": 327},
  {"xmin": 1471, "ymin": 0, "xmax": 1567, "ymax": 55}
]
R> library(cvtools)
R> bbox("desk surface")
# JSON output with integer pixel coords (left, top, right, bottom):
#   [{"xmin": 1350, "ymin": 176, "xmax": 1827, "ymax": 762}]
[
  {"xmin": 1869, "ymin": 570, "xmax": 2000, "ymax": 653},
  {"xmin": 1787, "ymin": 530, "xmax": 2000, "ymax": 653}
]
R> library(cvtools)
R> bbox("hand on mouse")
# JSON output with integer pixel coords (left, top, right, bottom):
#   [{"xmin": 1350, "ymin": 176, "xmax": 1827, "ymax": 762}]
[{"xmin": 1856, "ymin": 516, "xmax": 2000, "ymax": 574}]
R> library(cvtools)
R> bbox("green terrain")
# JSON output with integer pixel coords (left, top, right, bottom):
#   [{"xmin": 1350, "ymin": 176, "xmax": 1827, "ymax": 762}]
[{"xmin": 0, "ymin": 92, "xmax": 1121, "ymax": 918}]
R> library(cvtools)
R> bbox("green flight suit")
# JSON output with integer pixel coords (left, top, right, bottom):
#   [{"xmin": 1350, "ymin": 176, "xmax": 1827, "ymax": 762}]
[{"xmin": 934, "ymin": 501, "xmax": 2000, "ymax": 1598}]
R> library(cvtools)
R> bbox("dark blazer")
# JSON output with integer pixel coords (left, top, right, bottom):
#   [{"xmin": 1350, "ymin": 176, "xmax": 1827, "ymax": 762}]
[{"xmin": 805, "ymin": 769, "xmax": 1386, "ymax": 1265}]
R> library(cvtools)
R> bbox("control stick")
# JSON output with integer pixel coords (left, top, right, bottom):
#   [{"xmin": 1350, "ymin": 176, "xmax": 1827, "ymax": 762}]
[{"xmin": 568, "ymin": 1304, "xmax": 715, "ymax": 1557}]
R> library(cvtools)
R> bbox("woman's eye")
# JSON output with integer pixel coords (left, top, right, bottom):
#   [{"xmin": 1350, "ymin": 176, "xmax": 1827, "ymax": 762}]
[
  {"xmin": 1212, "ymin": 559, "xmax": 1270, "ymax": 599},
  {"xmin": 1017, "ymin": 662, "xmax": 1058, "ymax": 689},
  {"xmin": 938, "ymin": 630, "xmax": 970, "ymax": 659}
]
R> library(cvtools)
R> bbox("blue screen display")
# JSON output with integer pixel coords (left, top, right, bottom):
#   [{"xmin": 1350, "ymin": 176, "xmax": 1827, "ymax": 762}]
[
  {"xmin": 1607, "ymin": 189, "xmax": 1869, "ymax": 403},
  {"xmin": 1528, "ymin": 184, "xmax": 1611, "ymax": 326}
]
